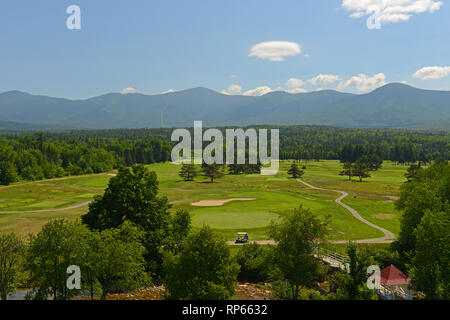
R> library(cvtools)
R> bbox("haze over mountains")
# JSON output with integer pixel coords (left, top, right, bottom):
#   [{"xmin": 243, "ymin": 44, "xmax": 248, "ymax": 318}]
[{"xmin": 0, "ymin": 83, "xmax": 449, "ymax": 130}]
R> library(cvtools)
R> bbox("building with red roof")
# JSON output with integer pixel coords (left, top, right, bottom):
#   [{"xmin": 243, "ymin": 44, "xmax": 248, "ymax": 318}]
[
  {"xmin": 370, "ymin": 264, "xmax": 413, "ymax": 300},
  {"xmin": 380, "ymin": 264, "xmax": 412, "ymax": 286}
]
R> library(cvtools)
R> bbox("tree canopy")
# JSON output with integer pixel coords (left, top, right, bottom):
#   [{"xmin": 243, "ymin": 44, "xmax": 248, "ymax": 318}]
[
  {"xmin": 268, "ymin": 206, "xmax": 329, "ymax": 300},
  {"xmin": 81, "ymin": 164, "xmax": 171, "ymax": 275},
  {"xmin": 163, "ymin": 226, "xmax": 239, "ymax": 300}
]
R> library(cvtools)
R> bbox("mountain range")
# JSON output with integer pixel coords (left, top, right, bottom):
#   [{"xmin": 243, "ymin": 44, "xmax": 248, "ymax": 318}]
[{"xmin": 0, "ymin": 83, "xmax": 449, "ymax": 130}]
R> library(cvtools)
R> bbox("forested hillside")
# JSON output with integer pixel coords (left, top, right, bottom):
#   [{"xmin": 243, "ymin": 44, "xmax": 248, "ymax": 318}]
[{"xmin": 1, "ymin": 83, "xmax": 450, "ymax": 130}]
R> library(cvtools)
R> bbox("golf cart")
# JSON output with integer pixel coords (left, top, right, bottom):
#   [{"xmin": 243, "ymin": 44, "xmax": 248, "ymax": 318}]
[{"xmin": 235, "ymin": 232, "xmax": 249, "ymax": 244}]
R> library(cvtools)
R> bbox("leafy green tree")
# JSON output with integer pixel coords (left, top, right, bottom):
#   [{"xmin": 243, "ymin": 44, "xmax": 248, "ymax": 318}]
[
  {"xmin": 235, "ymin": 243, "xmax": 270, "ymax": 282},
  {"xmin": 287, "ymin": 162, "xmax": 304, "ymax": 179},
  {"xmin": 358, "ymin": 153, "xmax": 383, "ymax": 171},
  {"xmin": 0, "ymin": 233, "xmax": 25, "ymax": 300},
  {"xmin": 201, "ymin": 163, "xmax": 224, "ymax": 183},
  {"xmin": 178, "ymin": 163, "xmax": 198, "ymax": 181},
  {"xmin": 83, "ymin": 221, "xmax": 149, "ymax": 300},
  {"xmin": 81, "ymin": 164, "xmax": 171, "ymax": 275},
  {"xmin": 268, "ymin": 206, "xmax": 329, "ymax": 300},
  {"xmin": 164, "ymin": 209, "xmax": 192, "ymax": 255},
  {"xmin": 345, "ymin": 242, "xmax": 377, "ymax": 300},
  {"xmin": 410, "ymin": 210, "xmax": 449, "ymax": 300},
  {"xmin": 0, "ymin": 144, "xmax": 18, "ymax": 186},
  {"xmin": 405, "ymin": 162, "xmax": 422, "ymax": 182},
  {"xmin": 25, "ymin": 220, "xmax": 88, "ymax": 300},
  {"xmin": 393, "ymin": 163, "xmax": 449, "ymax": 260},
  {"xmin": 163, "ymin": 226, "xmax": 239, "ymax": 300}
]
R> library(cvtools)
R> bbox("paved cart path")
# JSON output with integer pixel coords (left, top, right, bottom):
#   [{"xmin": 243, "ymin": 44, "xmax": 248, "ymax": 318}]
[
  {"xmin": 227, "ymin": 179, "xmax": 395, "ymax": 245},
  {"xmin": 0, "ymin": 201, "xmax": 91, "ymax": 214}
]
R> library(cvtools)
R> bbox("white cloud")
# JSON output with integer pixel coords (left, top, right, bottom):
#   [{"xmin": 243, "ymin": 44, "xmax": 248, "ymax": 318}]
[
  {"xmin": 287, "ymin": 87, "xmax": 308, "ymax": 94},
  {"xmin": 413, "ymin": 66, "xmax": 450, "ymax": 80},
  {"xmin": 249, "ymin": 41, "xmax": 301, "ymax": 62},
  {"xmin": 120, "ymin": 87, "xmax": 137, "ymax": 94},
  {"xmin": 339, "ymin": 73, "xmax": 387, "ymax": 92},
  {"xmin": 286, "ymin": 78, "xmax": 306, "ymax": 89},
  {"xmin": 342, "ymin": 0, "xmax": 443, "ymax": 25},
  {"xmin": 309, "ymin": 74, "xmax": 341, "ymax": 86},
  {"xmin": 304, "ymin": 53, "xmax": 311, "ymax": 58},
  {"xmin": 243, "ymin": 86, "xmax": 273, "ymax": 96},
  {"xmin": 221, "ymin": 84, "xmax": 242, "ymax": 95},
  {"xmin": 285, "ymin": 78, "xmax": 308, "ymax": 94}
]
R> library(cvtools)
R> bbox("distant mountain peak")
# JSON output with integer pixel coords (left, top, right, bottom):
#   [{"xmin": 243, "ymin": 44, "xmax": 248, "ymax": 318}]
[
  {"xmin": 0, "ymin": 84, "xmax": 448, "ymax": 130},
  {"xmin": 178, "ymin": 87, "xmax": 221, "ymax": 95},
  {"xmin": 1, "ymin": 90, "xmax": 31, "ymax": 97}
]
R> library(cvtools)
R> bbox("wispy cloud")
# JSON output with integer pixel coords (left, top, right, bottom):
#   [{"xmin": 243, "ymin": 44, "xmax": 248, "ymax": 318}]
[
  {"xmin": 120, "ymin": 87, "xmax": 137, "ymax": 94},
  {"xmin": 342, "ymin": 0, "xmax": 443, "ymax": 25},
  {"xmin": 221, "ymin": 84, "xmax": 242, "ymax": 95}
]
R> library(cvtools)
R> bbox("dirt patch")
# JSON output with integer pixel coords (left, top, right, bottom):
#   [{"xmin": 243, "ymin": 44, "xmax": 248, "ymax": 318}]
[
  {"xmin": 191, "ymin": 198, "xmax": 256, "ymax": 207},
  {"xmin": 107, "ymin": 174, "xmax": 117, "ymax": 177},
  {"xmin": 384, "ymin": 195, "xmax": 400, "ymax": 201},
  {"xmin": 233, "ymin": 283, "xmax": 272, "ymax": 300},
  {"xmin": 75, "ymin": 283, "xmax": 271, "ymax": 300},
  {"xmin": 373, "ymin": 214, "xmax": 395, "ymax": 220}
]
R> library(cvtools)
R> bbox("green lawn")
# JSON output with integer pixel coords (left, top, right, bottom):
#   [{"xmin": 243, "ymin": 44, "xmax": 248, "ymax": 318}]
[{"xmin": 0, "ymin": 160, "xmax": 409, "ymax": 243}]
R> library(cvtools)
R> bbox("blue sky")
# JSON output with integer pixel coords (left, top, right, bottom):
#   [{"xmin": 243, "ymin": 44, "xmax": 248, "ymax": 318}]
[{"xmin": 1, "ymin": 0, "xmax": 449, "ymax": 98}]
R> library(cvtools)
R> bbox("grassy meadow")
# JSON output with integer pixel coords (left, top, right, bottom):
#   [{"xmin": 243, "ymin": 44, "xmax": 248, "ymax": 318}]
[{"xmin": 0, "ymin": 160, "xmax": 409, "ymax": 243}]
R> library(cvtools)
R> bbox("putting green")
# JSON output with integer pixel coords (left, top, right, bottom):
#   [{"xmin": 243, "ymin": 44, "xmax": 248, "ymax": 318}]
[{"xmin": 192, "ymin": 210, "xmax": 280, "ymax": 229}]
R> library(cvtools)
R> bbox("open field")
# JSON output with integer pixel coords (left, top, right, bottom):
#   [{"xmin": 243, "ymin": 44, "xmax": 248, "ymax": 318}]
[{"xmin": 0, "ymin": 160, "xmax": 409, "ymax": 243}]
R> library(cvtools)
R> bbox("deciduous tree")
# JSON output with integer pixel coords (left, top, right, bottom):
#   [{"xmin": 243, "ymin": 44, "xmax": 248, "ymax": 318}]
[
  {"xmin": 268, "ymin": 206, "xmax": 329, "ymax": 300},
  {"xmin": 410, "ymin": 210, "xmax": 449, "ymax": 300},
  {"xmin": 82, "ymin": 164, "xmax": 171, "ymax": 275},
  {"xmin": 163, "ymin": 226, "xmax": 239, "ymax": 300},
  {"xmin": 25, "ymin": 220, "xmax": 88, "ymax": 300},
  {"xmin": 0, "ymin": 233, "xmax": 25, "ymax": 300}
]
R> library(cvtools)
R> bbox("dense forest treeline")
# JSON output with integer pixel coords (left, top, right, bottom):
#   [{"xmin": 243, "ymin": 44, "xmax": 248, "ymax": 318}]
[
  {"xmin": 0, "ymin": 132, "xmax": 172, "ymax": 185},
  {"xmin": 277, "ymin": 126, "xmax": 449, "ymax": 163},
  {"xmin": 0, "ymin": 126, "xmax": 448, "ymax": 185}
]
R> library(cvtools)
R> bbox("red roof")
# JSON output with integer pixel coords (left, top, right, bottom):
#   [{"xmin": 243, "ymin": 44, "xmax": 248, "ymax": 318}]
[{"xmin": 378, "ymin": 265, "xmax": 412, "ymax": 286}]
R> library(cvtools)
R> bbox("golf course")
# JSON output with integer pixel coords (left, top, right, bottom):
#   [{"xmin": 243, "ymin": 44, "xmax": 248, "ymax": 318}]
[{"xmin": 0, "ymin": 160, "xmax": 408, "ymax": 244}]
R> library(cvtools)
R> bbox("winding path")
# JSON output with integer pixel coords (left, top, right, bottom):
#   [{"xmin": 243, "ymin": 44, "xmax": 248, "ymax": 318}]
[
  {"xmin": 227, "ymin": 179, "xmax": 395, "ymax": 245},
  {"xmin": 0, "ymin": 201, "xmax": 91, "ymax": 214},
  {"xmin": 297, "ymin": 179, "xmax": 395, "ymax": 244},
  {"xmin": 2, "ymin": 176, "xmax": 395, "ymax": 244}
]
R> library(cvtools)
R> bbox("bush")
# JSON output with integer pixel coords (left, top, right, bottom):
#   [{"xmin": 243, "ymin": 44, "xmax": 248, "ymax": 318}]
[{"xmin": 235, "ymin": 243, "xmax": 270, "ymax": 282}]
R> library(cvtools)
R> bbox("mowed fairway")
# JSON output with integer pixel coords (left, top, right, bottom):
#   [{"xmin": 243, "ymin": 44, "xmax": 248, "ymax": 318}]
[
  {"xmin": 0, "ymin": 174, "xmax": 113, "ymax": 236},
  {"xmin": 0, "ymin": 161, "xmax": 409, "ymax": 242}
]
